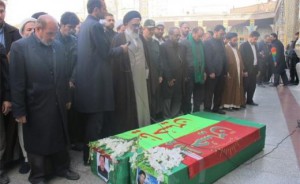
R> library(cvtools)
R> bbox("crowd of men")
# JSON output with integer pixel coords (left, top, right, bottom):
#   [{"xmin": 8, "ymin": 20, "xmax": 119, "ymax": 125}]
[{"xmin": 0, "ymin": 0, "xmax": 297, "ymax": 183}]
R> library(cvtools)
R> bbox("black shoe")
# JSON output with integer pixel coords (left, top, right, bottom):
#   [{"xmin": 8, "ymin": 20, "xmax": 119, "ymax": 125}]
[
  {"xmin": 57, "ymin": 170, "xmax": 80, "ymax": 180},
  {"xmin": 203, "ymin": 109, "xmax": 212, "ymax": 112},
  {"xmin": 212, "ymin": 109, "xmax": 226, "ymax": 114},
  {"xmin": 84, "ymin": 160, "xmax": 90, "ymax": 166},
  {"xmin": 19, "ymin": 161, "xmax": 30, "ymax": 174},
  {"xmin": 0, "ymin": 171, "xmax": 9, "ymax": 184},
  {"xmin": 71, "ymin": 143, "xmax": 84, "ymax": 152},
  {"xmin": 246, "ymin": 102, "xmax": 258, "ymax": 106},
  {"xmin": 223, "ymin": 107, "xmax": 232, "ymax": 111},
  {"xmin": 257, "ymin": 84, "xmax": 266, "ymax": 87}
]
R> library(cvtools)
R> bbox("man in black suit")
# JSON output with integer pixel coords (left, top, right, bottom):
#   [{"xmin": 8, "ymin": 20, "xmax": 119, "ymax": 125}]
[
  {"xmin": 74, "ymin": 0, "xmax": 114, "ymax": 165},
  {"xmin": 203, "ymin": 25, "xmax": 227, "ymax": 114},
  {"xmin": 240, "ymin": 31, "xmax": 260, "ymax": 106}
]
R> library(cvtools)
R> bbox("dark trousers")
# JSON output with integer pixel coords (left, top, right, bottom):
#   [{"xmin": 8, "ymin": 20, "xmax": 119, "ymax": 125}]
[
  {"xmin": 274, "ymin": 69, "xmax": 289, "ymax": 86},
  {"xmin": 290, "ymin": 58, "xmax": 299, "ymax": 84},
  {"xmin": 150, "ymin": 86, "xmax": 163, "ymax": 122},
  {"xmin": 244, "ymin": 67, "xmax": 258, "ymax": 103},
  {"xmin": 182, "ymin": 79, "xmax": 194, "ymax": 114},
  {"xmin": 27, "ymin": 149, "xmax": 70, "ymax": 184},
  {"xmin": 193, "ymin": 83, "xmax": 205, "ymax": 112},
  {"xmin": 204, "ymin": 76, "xmax": 225, "ymax": 111},
  {"xmin": 257, "ymin": 63, "xmax": 267, "ymax": 84},
  {"xmin": 80, "ymin": 112, "xmax": 112, "ymax": 162},
  {"xmin": 163, "ymin": 96, "xmax": 182, "ymax": 119}
]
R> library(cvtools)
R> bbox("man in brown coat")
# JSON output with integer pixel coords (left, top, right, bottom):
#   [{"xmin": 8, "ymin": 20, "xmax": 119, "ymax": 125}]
[{"xmin": 222, "ymin": 32, "xmax": 246, "ymax": 110}]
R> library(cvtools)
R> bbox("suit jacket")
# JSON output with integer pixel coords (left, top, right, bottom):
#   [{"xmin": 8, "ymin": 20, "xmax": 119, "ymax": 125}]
[
  {"xmin": 9, "ymin": 34, "xmax": 70, "ymax": 155},
  {"xmin": 3, "ymin": 22, "xmax": 21, "ymax": 54},
  {"xmin": 74, "ymin": 15, "xmax": 114, "ymax": 113},
  {"xmin": 239, "ymin": 41, "xmax": 260, "ymax": 73},
  {"xmin": 204, "ymin": 38, "xmax": 227, "ymax": 76}
]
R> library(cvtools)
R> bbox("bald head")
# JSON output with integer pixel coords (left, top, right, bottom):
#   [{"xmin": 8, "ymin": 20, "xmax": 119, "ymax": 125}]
[
  {"xmin": 36, "ymin": 14, "xmax": 58, "ymax": 29},
  {"xmin": 35, "ymin": 15, "xmax": 58, "ymax": 46}
]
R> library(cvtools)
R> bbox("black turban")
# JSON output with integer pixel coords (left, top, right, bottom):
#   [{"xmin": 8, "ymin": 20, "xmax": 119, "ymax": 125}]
[
  {"xmin": 123, "ymin": 11, "xmax": 141, "ymax": 25},
  {"xmin": 225, "ymin": 32, "xmax": 238, "ymax": 40}
]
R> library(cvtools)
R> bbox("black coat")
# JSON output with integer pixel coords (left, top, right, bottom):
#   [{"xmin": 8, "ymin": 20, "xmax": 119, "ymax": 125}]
[
  {"xmin": 3, "ymin": 22, "xmax": 21, "ymax": 54},
  {"xmin": 271, "ymin": 39, "xmax": 287, "ymax": 73},
  {"xmin": 109, "ymin": 32, "xmax": 139, "ymax": 135},
  {"xmin": 74, "ymin": 15, "xmax": 114, "ymax": 113},
  {"xmin": 160, "ymin": 40, "xmax": 193, "ymax": 98},
  {"xmin": 239, "ymin": 41, "xmax": 260, "ymax": 73},
  {"xmin": 56, "ymin": 31, "xmax": 77, "ymax": 82},
  {"xmin": 204, "ymin": 38, "xmax": 227, "ymax": 76},
  {"xmin": 9, "ymin": 34, "xmax": 70, "ymax": 155}
]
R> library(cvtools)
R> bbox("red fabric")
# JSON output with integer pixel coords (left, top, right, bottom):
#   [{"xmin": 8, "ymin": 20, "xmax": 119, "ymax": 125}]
[{"xmin": 160, "ymin": 121, "xmax": 260, "ymax": 178}]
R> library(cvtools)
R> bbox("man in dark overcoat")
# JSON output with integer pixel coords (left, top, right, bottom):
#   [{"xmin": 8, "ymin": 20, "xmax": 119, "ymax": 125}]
[
  {"xmin": 204, "ymin": 25, "xmax": 227, "ymax": 114},
  {"xmin": 73, "ymin": 0, "xmax": 114, "ymax": 165},
  {"xmin": 270, "ymin": 33, "xmax": 289, "ymax": 86},
  {"xmin": 0, "ymin": 43, "xmax": 10, "ymax": 184},
  {"xmin": 9, "ymin": 15, "xmax": 79, "ymax": 184}
]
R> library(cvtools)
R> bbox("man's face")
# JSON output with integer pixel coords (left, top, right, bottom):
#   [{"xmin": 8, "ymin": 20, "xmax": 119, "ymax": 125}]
[
  {"xmin": 96, "ymin": 0, "xmax": 107, "ymax": 19},
  {"xmin": 154, "ymin": 25, "xmax": 164, "ymax": 38},
  {"xmin": 60, "ymin": 24, "xmax": 76, "ymax": 37},
  {"xmin": 170, "ymin": 28, "xmax": 181, "ymax": 43},
  {"xmin": 249, "ymin": 36, "xmax": 259, "ymax": 44},
  {"xmin": 127, "ymin": 18, "xmax": 141, "ymax": 34},
  {"xmin": 270, "ymin": 35, "xmax": 276, "ymax": 42},
  {"xmin": 192, "ymin": 30, "xmax": 203, "ymax": 42},
  {"xmin": 36, "ymin": 22, "xmax": 58, "ymax": 46},
  {"xmin": 143, "ymin": 27, "xmax": 155, "ymax": 40},
  {"xmin": 180, "ymin": 23, "xmax": 190, "ymax": 37},
  {"xmin": 22, "ymin": 21, "xmax": 35, "ymax": 38},
  {"xmin": 202, "ymin": 33, "xmax": 212, "ymax": 41},
  {"xmin": 105, "ymin": 15, "xmax": 115, "ymax": 30},
  {"xmin": 214, "ymin": 29, "xmax": 225, "ymax": 39},
  {"xmin": 229, "ymin": 37, "xmax": 238, "ymax": 47},
  {"xmin": 265, "ymin": 36, "xmax": 272, "ymax": 44},
  {"xmin": 0, "ymin": 6, "xmax": 5, "ymax": 25}
]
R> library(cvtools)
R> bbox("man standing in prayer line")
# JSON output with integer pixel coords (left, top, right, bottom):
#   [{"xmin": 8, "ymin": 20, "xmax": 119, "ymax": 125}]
[
  {"xmin": 160, "ymin": 27, "xmax": 193, "ymax": 119},
  {"xmin": 10, "ymin": 15, "xmax": 79, "ymax": 184},
  {"xmin": 56, "ymin": 12, "xmax": 84, "ymax": 152},
  {"xmin": 222, "ymin": 32, "xmax": 245, "ymax": 110},
  {"xmin": 240, "ymin": 31, "xmax": 260, "ymax": 106},
  {"xmin": 0, "ymin": 43, "xmax": 10, "ymax": 184},
  {"xmin": 203, "ymin": 25, "xmax": 227, "ymax": 114},
  {"xmin": 74, "ymin": 0, "xmax": 114, "ymax": 165},
  {"xmin": 181, "ymin": 27, "xmax": 206, "ymax": 113},
  {"xmin": 110, "ymin": 11, "xmax": 150, "ymax": 134},
  {"xmin": 141, "ymin": 19, "xmax": 163, "ymax": 122}
]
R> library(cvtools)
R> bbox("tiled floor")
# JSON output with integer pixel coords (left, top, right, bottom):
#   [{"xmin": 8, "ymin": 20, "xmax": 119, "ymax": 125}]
[{"xmin": 7, "ymin": 85, "xmax": 300, "ymax": 184}]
